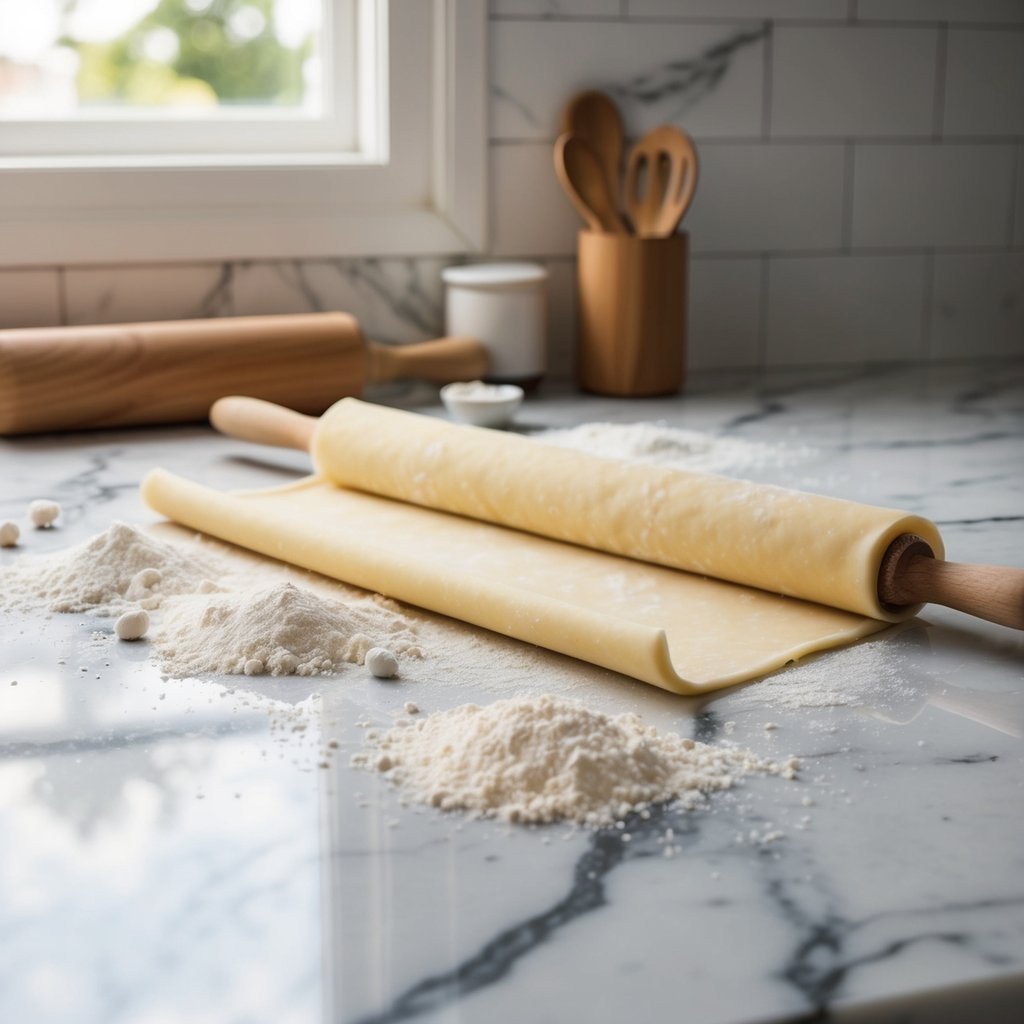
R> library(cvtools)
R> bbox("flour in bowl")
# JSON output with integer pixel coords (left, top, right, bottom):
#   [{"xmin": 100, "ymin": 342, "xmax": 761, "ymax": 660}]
[{"xmin": 352, "ymin": 694, "xmax": 795, "ymax": 826}]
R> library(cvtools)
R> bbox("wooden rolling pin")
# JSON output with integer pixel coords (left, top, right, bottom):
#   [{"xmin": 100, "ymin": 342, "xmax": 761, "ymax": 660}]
[
  {"xmin": 0, "ymin": 313, "xmax": 488, "ymax": 434},
  {"xmin": 209, "ymin": 395, "xmax": 1024, "ymax": 632}
]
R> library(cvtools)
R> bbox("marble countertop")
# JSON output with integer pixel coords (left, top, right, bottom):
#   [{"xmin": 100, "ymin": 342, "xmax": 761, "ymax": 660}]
[{"xmin": 2, "ymin": 362, "xmax": 1023, "ymax": 1024}]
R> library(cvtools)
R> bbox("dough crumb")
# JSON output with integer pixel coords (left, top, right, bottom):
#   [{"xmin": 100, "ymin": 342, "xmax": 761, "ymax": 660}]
[
  {"xmin": 115, "ymin": 609, "xmax": 150, "ymax": 641},
  {"xmin": 403, "ymin": 701, "xmax": 419, "ymax": 715},
  {"xmin": 366, "ymin": 647, "xmax": 399, "ymax": 679},
  {"xmin": 0, "ymin": 521, "xmax": 19, "ymax": 547},
  {"xmin": 29, "ymin": 500, "xmax": 61, "ymax": 529}
]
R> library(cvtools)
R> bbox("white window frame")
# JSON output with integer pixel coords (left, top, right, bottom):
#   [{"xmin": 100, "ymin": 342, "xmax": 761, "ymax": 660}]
[{"xmin": 0, "ymin": 0, "xmax": 487, "ymax": 266}]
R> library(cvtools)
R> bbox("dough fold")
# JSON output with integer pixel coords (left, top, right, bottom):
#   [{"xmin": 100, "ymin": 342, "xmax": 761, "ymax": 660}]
[{"xmin": 141, "ymin": 471, "xmax": 888, "ymax": 695}]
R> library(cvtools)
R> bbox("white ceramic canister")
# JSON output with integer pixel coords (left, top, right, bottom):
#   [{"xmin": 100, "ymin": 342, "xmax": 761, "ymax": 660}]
[{"xmin": 441, "ymin": 262, "xmax": 548, "ymax": 387}]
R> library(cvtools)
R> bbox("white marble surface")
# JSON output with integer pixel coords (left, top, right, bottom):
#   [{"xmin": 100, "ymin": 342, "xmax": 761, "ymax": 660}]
[{"xmin": 1, "ymin": 362, "xmax": 1023, "ymax": 1024}]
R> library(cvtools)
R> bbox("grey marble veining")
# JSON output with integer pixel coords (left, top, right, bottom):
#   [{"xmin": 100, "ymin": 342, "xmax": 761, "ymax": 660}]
[{"xmin": 1, "ymin": 361, "xmax": 1023, "ymax": 1024}]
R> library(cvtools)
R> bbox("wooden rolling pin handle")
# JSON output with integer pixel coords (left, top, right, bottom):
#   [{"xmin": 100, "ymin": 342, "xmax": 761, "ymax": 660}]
[
  {"xmin": 878, "ymin": 533, "xmax": 1024, "ymax": 630},
  {"xmin": 209, "ymin": 396, "xmax": 317, "ymax": 452},
  {"xmin": 365, "ymin": 336, "xmax": 488, "ymax": 385}
]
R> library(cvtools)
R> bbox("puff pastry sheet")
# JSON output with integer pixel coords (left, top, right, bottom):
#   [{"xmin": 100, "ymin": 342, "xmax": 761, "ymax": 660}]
[{"xmin": 143, "ymin": 469, "xmax": 890, "ymax": 695}]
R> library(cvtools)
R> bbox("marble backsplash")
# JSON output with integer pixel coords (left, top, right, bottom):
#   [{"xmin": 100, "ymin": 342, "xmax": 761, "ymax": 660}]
[{"xmin": 1, "ymin": 1, "xmax": 1022, "ymax": 375}]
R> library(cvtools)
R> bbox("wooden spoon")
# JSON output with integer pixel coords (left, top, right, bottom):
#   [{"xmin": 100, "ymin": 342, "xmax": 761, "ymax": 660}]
[
  {"xmin": 625, "ymin": 125, "xmax": 699, "ymax": 238},
  {"xmin": 560, "ymin": 90, "xmax": 625, "ymax": 219},
  {"xmin": 210, "ymin": 398, "xmax": 1024, "ymax": 633},
  {"xmin": 554, "ymin": 133, "xmax": 628, "ymax": 234}
]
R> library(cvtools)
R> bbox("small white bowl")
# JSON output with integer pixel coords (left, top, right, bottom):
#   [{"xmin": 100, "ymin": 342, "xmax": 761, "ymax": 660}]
[{"xmin": 440, "ymin": 381, "xmax": 525, "ymax": 428}]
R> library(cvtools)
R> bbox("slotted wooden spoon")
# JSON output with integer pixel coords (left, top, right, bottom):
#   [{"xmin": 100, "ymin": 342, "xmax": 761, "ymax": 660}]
[{"xmin": 624, "ymin": 125, "xmax": 699, "ymax": 238}]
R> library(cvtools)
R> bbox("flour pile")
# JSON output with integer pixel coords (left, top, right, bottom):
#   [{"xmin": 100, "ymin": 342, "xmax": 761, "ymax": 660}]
[
  {"xmin": 2, "ymin": 521, "xmax": 424, "ymax": 679},
  {"xmin": 541, "ymin": 421, "xmax": 810, "ymax": 474},
  {"xmin": 352, "ymin": 694, "xmax": 795, "ymax": 826},
  {"xmin": 0, "ymin": 521, "xmax": 221, "ymax": 615},
  {"xmin": 155, "ymin": 582, "xmax": 422, "ymax": 678}
]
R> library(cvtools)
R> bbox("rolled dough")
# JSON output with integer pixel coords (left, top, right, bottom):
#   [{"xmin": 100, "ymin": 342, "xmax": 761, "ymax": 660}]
[{"xmin": 141, "ymin": 399, "xmax": 943, "ymax": 695}]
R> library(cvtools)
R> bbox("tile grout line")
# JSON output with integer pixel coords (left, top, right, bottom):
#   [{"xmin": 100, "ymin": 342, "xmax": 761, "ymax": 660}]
[
  {"xmin": 490, "ymin": 15, "xmax": 1024, "ymax": 30},
  {"xmin": 489, "ymin": 135, "xmax": 1024, "ymax": 147},
  {"xmin": 761, "ymin": 19, "xmax": 774, "ymax": 141},
  {"xmin": 920, "ymin": 251, "xmax": 935, "ymax": 361},
  {"xmin": 757, "ymin": 255, "xmax": 770, "ymax": 370},
  {"xmin": 1007, "ymin": 143, "xmax": 1021, "ymax": 247},
  {"xmin": 842, "ymin": 140, "xmax": 855, "ymax": 251},
  {"xmin": 56, "ymin": 266, "xmax": 68, "ymax": 326},
  {"xmin": 932, "ymin": 22, "xmax": 948, "ymax": 139}
]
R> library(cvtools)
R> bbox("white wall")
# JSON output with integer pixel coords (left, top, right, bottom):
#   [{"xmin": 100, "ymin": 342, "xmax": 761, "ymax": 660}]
[{"xmin": 2, "ymin": 1, "xmax": 1022, "ymax": 376}]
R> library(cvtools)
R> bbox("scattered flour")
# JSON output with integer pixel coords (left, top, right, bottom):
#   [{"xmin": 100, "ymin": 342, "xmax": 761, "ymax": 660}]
[
  {"xmin": 540, "ymin": 421, "xmax": 810, "ymax": 475},
  {"xmin": 155, "ymin": 582, "xmax": 422, "ymax": 678},
  {"xmin": 0, "ymin": 521, "xmax": 223, "ymax": 615},
  {"xmin": 735, "ymin": 635, "xmax": 923, "ymax": 711},
  {"xmin": 352, "ymin": 694, "xmax": 794, "ymax": 826}
]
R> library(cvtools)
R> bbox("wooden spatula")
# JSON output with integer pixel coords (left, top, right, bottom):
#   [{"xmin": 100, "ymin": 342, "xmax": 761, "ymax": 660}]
[
  {"xmin": 624, "ymin": 125, "xmax": 699, "ymax": 238},
  {"xmin": 209, "ymin": 396, "xmax": 1024, "ymax": 632}
]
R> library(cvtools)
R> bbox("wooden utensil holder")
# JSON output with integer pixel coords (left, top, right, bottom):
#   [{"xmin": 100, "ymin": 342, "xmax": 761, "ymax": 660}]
[{"xmin": 576, "ymin": 230, "xmax": 688, "ymax": 397}]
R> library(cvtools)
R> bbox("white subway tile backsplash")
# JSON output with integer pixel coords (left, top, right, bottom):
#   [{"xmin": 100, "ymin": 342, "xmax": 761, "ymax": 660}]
[
  {"xmin": 771, "ymin": 27, "xmax": 937, "ymax": 137},
  {"xmin": 493, "ymin": 142, "xmax": 846, "ymax": 257},
  {"xmin": 64, "ymin": 264, "xmax": 229, "ymax": 324},
  {"xmin": 688, "ymin": 258, "xmax": 762, "ymax": 369},
  {"xmin": 765, "ymin": 255, "xmax": 927, "ymax": 365},
  {"xmin": 930, "ymin": 252, "xmax": 1024, "ymax": 359},
  {"xmin": 855, "ymin": 0, "xmax": 1024, "ymax": 23},
  {"xmin": 491, "ymin": 20, "xmax": 765, "ymax": 141},
  {"xmin": 0, "ymin": 270, "xmax": 61, "ymax": 328},
  {"xmin": 851, "ymin": 144, "xmax": 1016, "ymax": 248},
  {"xmin": 231, "ymin": 260, "xmax": 446, "ymax": 344},
  {"xmin": 492, "ymin": 144, "xmax": 583, "ymax": 256},
  {"xmin": 628, "ymin": 1, "xmax": 847, "ymax": 18},
  {"xmin": 493, "ymin": 0, "xmax": 620, "ymax": 15},
  {"xmin": 6, "ymin": 5, "xmax": 1021, "ymax": 373},
  {"xmin": 944, "ymin": 30, "xmax": 1024, "ymax": 136},
  {"xmin": 684, "ymin": 144, "xmax": 846, "ymax": 252}
]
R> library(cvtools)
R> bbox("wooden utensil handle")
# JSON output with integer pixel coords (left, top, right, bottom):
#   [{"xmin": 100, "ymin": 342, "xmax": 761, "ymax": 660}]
[
  {"xmin": 879, "ymin": 534, "xmax": 1024, "ymax": 629},
  {"xmin": 209, "ymin": 396, "xmax": 316, "ymax": 452},
  {"xmin": 365, "ymin": 336, "xmax": 488, "ymax": 385}
]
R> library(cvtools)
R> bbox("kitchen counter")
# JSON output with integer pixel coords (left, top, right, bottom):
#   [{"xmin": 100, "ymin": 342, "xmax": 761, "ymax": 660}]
[{"xmin": 2, "ymin": 361, "xmax": 1023, "ymax": 1024}]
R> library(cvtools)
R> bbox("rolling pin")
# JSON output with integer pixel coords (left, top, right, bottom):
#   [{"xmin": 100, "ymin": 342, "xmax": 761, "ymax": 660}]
[
  {"xmin": 209, "ymin": 395, "xmax": 1024, "ymax": 631},
  {"xmin": 0, "ymin": 313, "xmax": 488, "ymax": 435}
]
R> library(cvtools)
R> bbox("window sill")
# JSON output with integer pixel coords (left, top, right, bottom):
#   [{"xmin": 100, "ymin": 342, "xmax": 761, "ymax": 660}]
[{"xmin": 0, "ymin": 0, "xmax": 487, "ymax": 266}]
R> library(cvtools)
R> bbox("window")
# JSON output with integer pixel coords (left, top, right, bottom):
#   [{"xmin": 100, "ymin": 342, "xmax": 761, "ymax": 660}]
[{"xmin": 0, "ymin": 0, "xmax": 486, "ymax": 265}]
